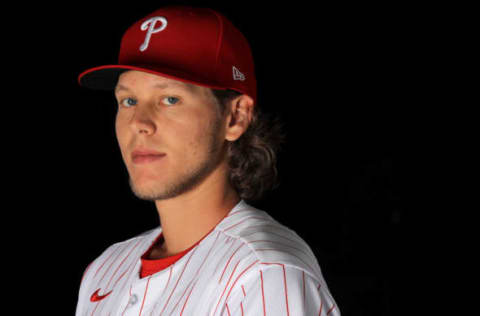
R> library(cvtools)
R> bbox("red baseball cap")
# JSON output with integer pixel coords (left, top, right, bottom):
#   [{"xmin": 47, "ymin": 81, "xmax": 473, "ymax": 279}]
[{"xmin": 78, "ymin": 5, "xmax": 257, "ymax": 105}]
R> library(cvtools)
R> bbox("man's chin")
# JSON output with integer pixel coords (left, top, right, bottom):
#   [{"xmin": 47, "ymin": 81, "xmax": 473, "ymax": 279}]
[
  {"xmin": 128, "ymin": 177, "xmax": 179, "ymax": 201},
  {"xmin": 129, "ymin": 177, "xmax": 160, "ymax": 201}
]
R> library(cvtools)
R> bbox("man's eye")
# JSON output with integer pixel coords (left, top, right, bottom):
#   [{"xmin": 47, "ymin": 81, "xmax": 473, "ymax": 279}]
[
  {"xmin": 163, "ymin": 96, "xmax": 180, "ymax": 106},
  {"xmin": 120, "ymin": 97, "xmax": 137, "ymax": 107}
]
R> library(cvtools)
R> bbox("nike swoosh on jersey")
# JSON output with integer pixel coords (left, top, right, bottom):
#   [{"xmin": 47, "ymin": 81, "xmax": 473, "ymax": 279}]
[{"xmin": 90, "ymin": 288, "xmax": 112, "ymax": 302}]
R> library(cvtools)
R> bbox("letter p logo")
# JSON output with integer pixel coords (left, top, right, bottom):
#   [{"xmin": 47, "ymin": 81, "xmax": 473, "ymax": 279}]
[{"xmin": 139, "ymin": 16, "xmax": 168, "ymax": 52}]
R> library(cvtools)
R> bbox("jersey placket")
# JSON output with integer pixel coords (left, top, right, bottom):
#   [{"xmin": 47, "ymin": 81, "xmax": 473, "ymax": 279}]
[{"xmin": 120, "ymin": 272, "xmax": 160, "ymax": 315}]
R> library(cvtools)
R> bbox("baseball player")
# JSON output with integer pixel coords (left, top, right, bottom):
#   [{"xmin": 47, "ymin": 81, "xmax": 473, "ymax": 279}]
[{"xmin": 76, "ymin": 5, "xmax": 341, "ymax": 316}]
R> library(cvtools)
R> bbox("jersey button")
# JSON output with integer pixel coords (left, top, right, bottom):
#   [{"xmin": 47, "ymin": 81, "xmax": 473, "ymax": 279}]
[{"xmin": 128, "ymin": 294, "xmax": 138, "ymax": 307}]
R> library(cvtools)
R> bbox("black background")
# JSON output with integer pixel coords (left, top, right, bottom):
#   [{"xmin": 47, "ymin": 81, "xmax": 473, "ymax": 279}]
[{"xmin": 8, "ymin": 1, "xmax": 429, "ymax": 315}]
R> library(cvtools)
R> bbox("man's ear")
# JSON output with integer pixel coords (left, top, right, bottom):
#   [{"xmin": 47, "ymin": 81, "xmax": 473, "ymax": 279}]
[{"xmin": 224, "ymin": 94, "xmax": 254, "ymax": 142}]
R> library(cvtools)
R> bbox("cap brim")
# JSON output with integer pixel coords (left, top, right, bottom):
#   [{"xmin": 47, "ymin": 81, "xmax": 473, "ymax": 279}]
[{"xmin": 78, "ymin": 64, "xmax": 229, "ymax": 91}]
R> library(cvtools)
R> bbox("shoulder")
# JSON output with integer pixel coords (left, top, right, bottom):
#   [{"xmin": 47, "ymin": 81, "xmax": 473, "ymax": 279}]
[
  {"xmin": 99, "ymin": 227, "xmax": 161, "ymax": 259},
  {"xmin": 215, "ymin": 201, "xmax": 325, "ymax": 284},
  {"xmin": 80, "ymin": 227, "xmax": 161, "ymax": 282}
]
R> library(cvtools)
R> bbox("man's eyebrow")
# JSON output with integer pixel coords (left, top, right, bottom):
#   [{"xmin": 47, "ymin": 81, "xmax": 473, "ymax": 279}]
[{"xmin": 114, "ymin": 82, "xmax": 191, "ymax": 93}]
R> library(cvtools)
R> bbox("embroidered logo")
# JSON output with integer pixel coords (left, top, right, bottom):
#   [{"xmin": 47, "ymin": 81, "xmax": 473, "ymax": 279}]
[
  {"xmin": 233, "ymin": 66, "xmax": 246, "ymax": 81},
  {"xmin": 140, "ymin": 16, "xmax": 168, "ymax": 52},
  {"xmin": 90, "ymin": 288, "xmax": 113, "ymax": 302}
]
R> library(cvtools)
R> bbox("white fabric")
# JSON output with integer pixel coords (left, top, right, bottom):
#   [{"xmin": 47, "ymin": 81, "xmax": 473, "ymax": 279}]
[{"xmin": 75, "ymin": 200, "xmax": 341, "ymax": 315}]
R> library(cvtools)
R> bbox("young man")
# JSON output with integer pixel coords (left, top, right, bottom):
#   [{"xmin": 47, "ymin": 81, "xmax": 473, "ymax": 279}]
[{"xmin": 76, "ymin": 5, "xmax": 341, "ymax": 315}]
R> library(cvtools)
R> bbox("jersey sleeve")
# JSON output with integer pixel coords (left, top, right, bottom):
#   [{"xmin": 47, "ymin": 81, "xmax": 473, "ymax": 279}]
[
  {"xmin": 223, "ymin": 264, "xmax": 340, "ymax": 316},
  {"xmin": 75, "ymin": 261, "xmax": 93, "ymax": 316}
]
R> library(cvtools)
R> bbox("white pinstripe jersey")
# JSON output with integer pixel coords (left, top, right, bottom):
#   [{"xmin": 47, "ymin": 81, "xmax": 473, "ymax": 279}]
[{"xmin": 75, "ymin": 200, "xmax": 341, "ymax": 315}]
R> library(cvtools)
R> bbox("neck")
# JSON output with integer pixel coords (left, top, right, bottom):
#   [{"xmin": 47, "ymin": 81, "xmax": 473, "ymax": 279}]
[{"xmin": 152, "ymin": 165, "xmax": 240, "ymax": 258}]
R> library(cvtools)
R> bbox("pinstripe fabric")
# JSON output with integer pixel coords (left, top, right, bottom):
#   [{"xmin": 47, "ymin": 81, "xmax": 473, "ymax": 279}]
[{"xmin": 75, "ymin": 200, "xmax": 341, "ymax": 315}]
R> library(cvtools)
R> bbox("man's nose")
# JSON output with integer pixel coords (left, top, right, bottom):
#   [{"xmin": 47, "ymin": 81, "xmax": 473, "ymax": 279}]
[{"xmin": 129, "ymin": 105, "xmax": 156, "ymax": 134}]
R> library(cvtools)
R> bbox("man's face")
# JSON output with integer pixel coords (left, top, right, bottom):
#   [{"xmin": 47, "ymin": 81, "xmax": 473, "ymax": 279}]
[{"xmin": 114, "ymin": 70, "xmax": 227, "ymax": 201}]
